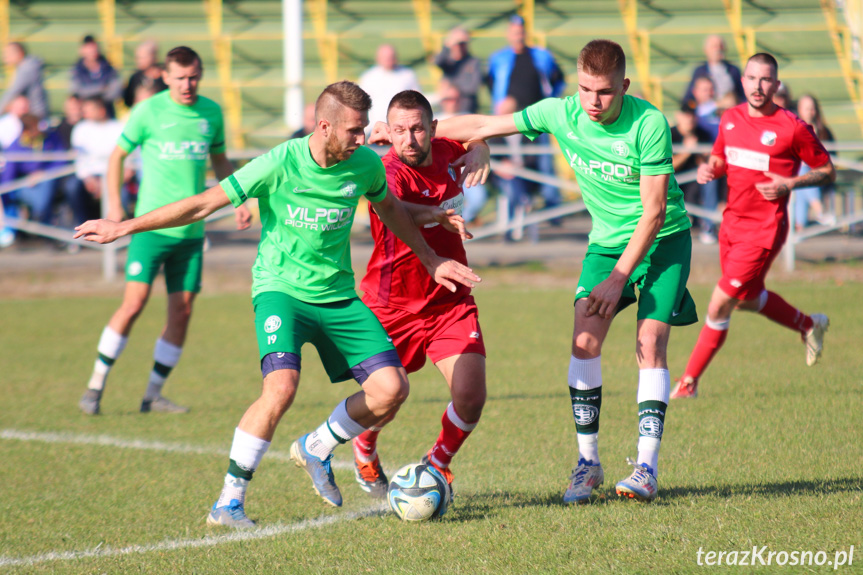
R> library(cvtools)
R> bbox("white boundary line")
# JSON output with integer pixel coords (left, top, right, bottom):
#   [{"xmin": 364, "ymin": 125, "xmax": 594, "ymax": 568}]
[
  {"xmin": 0, "ymin": 428, "xmax": 391, "ymax": 568},
  {"xmin": 0, "ymin": 428, "xmax": 353, "ymax": 468},
  {"xmin": 0, "ymin": 505, "xmax": 389, "ymax": 568}
]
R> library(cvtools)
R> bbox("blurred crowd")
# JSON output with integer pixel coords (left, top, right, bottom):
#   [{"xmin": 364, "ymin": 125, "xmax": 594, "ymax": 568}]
[
  {"xmin": 0, "ymin": 36, "xmax": 164, "ymax": 249},
  {"xmin": 0, "ymin": 24, "xmax": 838, "ymax": 250}
]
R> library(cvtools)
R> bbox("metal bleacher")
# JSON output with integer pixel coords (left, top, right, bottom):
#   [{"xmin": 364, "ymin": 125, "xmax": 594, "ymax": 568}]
[{"xmin": 3, "ymin": 0, "xmax": 863, "ymax": 147}]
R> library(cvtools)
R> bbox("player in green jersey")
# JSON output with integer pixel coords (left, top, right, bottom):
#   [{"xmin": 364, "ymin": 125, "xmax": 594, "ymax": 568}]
[
  {"xmin": 377, "ymin": 39, "xmax": 697, "ymax": 503},
  {"xmin": 78, "ymin": 46, "xmax": 252, "ymax": 417},
  {"xmin": 74, "ymin": 80, "xmax": 481, "ymax": 527}
]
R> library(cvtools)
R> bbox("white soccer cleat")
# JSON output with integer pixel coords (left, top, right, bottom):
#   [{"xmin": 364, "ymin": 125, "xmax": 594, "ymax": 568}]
[
  {"xmin": 805, "ymin": 314, "xmax": 829, "ymax": 367},
  {"xmin": 615, "ymin": 458, "xmax": 658, "ymax": 502},
  {"xmin": 563, "ymin": 458, "xmax": 604, "ymax": 504}
]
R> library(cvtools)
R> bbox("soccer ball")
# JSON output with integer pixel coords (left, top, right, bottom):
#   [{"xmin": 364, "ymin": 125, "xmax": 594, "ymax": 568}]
[{"xmin": 387, "ymin": 463, "xmax": 450, "ymax": 521}]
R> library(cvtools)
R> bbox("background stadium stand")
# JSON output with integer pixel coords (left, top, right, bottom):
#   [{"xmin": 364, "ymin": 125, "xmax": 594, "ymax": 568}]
[{"xmin": 3, "ymin": 0, "xmax": 863, "ymax": 149}]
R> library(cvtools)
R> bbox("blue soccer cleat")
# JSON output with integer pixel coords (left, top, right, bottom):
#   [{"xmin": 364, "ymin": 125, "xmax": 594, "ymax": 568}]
[
  {"xmin": 207, "ymin": 499, "xmax": 256, "ymax": 529},
  {"xmin": 290, "ymin": 434, "xmax": 343, "ymax": 507}
]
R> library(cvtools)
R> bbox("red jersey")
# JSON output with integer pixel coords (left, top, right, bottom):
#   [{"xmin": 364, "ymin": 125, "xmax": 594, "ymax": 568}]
[
  {"xmin": 361, "ymin": 138, "xmax": 470, "ymax": 314},
  {"xmin": 713, "ymin": 103, "xmax": 830, "ymax": 249}
]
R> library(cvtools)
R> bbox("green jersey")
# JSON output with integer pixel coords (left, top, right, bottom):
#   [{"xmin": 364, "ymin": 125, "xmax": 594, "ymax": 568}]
[
  {"xmin": 221, "ymin": 136, "xmax": 388, "ymax": 303},
  {"xmin": 118, "ymin": 91, "xmax": 226, "ymax": 239},
  {"xmin": 514, "ymin": 94, "xmax": 690, "ymax": 247}
]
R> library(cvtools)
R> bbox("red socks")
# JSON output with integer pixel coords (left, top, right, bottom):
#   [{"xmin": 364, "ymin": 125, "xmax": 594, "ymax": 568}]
[
  {"xmin": 683, "ymin": 318, "xmax": 729, "ymax": 381},
  {"xmin": 427, "ymin": 403, "xmax": 478, "ymax": 470},
  {"xmin": 758, "ymin": 291, "xmax": 813, "ymax": 334},
  {"xmin": 352, "ymin": 428, "xmax": 381, "ymax": 463}
]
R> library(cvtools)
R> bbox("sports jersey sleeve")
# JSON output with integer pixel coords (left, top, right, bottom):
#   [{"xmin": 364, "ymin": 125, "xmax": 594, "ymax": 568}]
[
  {"xmin": 118, "ymin": 102, "xmax": 147, "ymax": 152},
  {"xmin": 711, "ymin": 111, "xmax": 728, "ymax": 160},
  {"xmin": 364, "ymin": 160, "xmax": 388, "ymax": 203},
  {"xmin": 220, "ymin": 148, "xmax": 282, "ymax": 207},
  {"xmin": 513, "ymin": 97, "xmax": 561, "ymax": 141},
  {"xmin": 637, "ymin": 110, "xmax": 675, "ymax": 176},
  {"xmin": 792, "ymin": 120, "xmax": 830, "ymax": 169},
  {"xmin": 210, "ymin": 106, "xmax": 226, "ymax": 155}
]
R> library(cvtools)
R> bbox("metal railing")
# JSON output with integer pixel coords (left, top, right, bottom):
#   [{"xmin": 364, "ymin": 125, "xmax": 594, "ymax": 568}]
[{"xmin": 2, "ymin": 143, "xmax": 862, "ymax": 280}]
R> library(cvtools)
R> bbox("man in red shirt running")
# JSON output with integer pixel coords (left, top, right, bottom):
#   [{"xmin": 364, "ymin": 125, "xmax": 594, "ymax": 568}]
[
  {"xmin": 353, "ymin": 90, "xmax": 490, "ymax": 498},
  {"xmin": 672, "ymin": 53, "xmax": 834, "ymax": 399}
]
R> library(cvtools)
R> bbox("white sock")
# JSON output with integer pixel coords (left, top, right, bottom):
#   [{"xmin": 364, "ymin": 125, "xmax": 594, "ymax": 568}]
[
  {"xmin": 305, "ymin": 400, "xmax": 366, "ymax": 460},
  {"xmin": 636, "ymin": 368, "xmax": 670, "ymax": 476},
  {"xmin": 229, "ymin": 427, "xmax": 271, "ymax": 472},
  {"xmin": 144, "ymin": 338, "xmax": 183, "ymax": 400},
  {"xmin": 88, "ymin": 327, "xmax": 128, "ymax": 391},
  {"xmin": 217, "ymin": 475, "xmax": 250, "ymax": 507},
  {"xmin": 568, "ymin": 355, "xmax": 602, "ymax": 464}
]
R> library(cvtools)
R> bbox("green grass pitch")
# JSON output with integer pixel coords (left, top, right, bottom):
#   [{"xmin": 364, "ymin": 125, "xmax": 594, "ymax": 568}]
[{"xmin": 1, "ymin": 278, "xmax": 861, "ymax": 573}]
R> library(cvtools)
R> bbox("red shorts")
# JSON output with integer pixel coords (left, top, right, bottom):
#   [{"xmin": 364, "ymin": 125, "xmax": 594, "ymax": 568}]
[
  {"xmin": 364, "ymin": 296, "xmax": 485, "ymax": 374},
  {"xmin": 718, "ymin": 227, "xmax": 785, "ymax": 301}
]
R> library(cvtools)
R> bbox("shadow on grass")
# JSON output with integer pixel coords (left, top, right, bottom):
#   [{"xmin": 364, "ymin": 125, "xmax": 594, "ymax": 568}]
[
  {"xmin": 441, "ymin": 477, "xmax": 863, "ymax": 521},
  {"xmin": 658, "ymin": 476, "xmax": 863, "ymax": 502}
]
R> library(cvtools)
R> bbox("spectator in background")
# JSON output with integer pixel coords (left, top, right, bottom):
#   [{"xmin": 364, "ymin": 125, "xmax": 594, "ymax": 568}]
[
  {"xmin": 123, "ymin": 40, "xmax": 167, "ymax": 109},
  {"xmin": 0, "ymin": 94, "xmax": 29, "ymax": 149},
  {"xmin": 682, "ymin": 35, "xmax": 745, "ymax": 109},
  {"xmin": 70, "ymin": 35, "xmax": 123, "ymax": 117},
  {"xmin": 289, "ymin": 103, "xmax": 317, "ymax": 139},
  {"xmin": 491, "ymin": 96, "xmax": 538, "ymax": 242},
  {"xmin": 434, "ymin": 27, "xmax": 482, "ymax": 114},
  {"xmin": 436, "ymin": 80, "xmax": 487, "ymax": 224},
  {"xmin": 773, "ymin": 81, "xmax": 791, "ymax": 109},
  {"xmin": 691, "ymin": 76, "xmax": 720, "ymax": 140},
  {"xmin": 0, "ymin": 42, "xmax": 49, "ymax": 118},
  {"xmin": 70, "ymin": 96, "xmax": 127, "ymax": 223},
  {"xmin": 671, "ymin": 106, "xmax": 718, "ymax": 243},
  {"xmin": 359, "ymin": 44, "xmax": 421, "ymax": 132},
  {"xmin": 56, "ymin": 96, "xmax": 82, "ymax": 150},
  {"xmin": 795, "ymin": 94, "xmax": 836, "ymax": 230},
  {"xmin": 487, "ymin": 15, "xmax": 564, "ymax": 214},
  {"xmin": 1, "ymin": 114, "xmax": 66, "ymax": 227}
]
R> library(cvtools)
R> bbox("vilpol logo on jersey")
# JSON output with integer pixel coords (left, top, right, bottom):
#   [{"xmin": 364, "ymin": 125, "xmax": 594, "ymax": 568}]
[
  {"xmin": 564, "ymin": 148, "xmax": 637, "ymax": 183},
  {"xmin": 157, "ymin": 141, "xmax": 209, "ymax": 160},
  {"xmin": 284, "ymin": 204, "xmax": 354, "ymax": 231}
]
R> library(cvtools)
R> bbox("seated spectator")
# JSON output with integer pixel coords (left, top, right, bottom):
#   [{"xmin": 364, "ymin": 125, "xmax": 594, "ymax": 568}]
[
  {"xmin": 1, "ymin": 114, "xmax": 66, "ymax": 227},
  {"xmin": 434, "ymin": 27, "xmax": 482, "ymax": 114},
  {"xmin": 289, "ymin": 103, "xmax": 317, "ymax": 139},
  {"xmin": 491, "ymin": 96, "xmax": 538, "ymax": 242},
  {"xmin": 359, "ymin": 44, "xmax": 421, "ymax": 132},
  {"xmin": 1, "ymin": 42, "xmax": 48, "ymax": 118},
  {"xmin": 0, "ymin": 94, "xmax": 29, "ymax": 149},
  {"xmin": 691, "ymin": 76, "xmax": 720, "ymax": 140},
  {"xmin": 682, "ymin": 35, "xmax": 745, "ymax": 109},
  {"xmin": 671, "ymin": 106, "xmax": 718, "ymax": 243},
  {"xmin": 795, "ymin": 94, "xmax": 836, "ymax": 230},
  {"xmin": 69, "ymin": 96, "xmax": 127, "ymax": 224},
  {"xmin": 123, "ymin": 40, "xmax": 167, "ymax": 109},
  {"xmin": 70, "ymin": 35, "xmax": 122, "ymax": 118},
  {"xmin": 773, "ymin": 81, "xmax": 792, "ymax": 109}
]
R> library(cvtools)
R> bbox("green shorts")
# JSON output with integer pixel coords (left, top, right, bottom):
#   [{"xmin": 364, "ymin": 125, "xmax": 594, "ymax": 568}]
[
  {"xmin": 575, "ymin": 230, "xmax": 698, "ymax": 326},
  {"xmin": 125, "ymin": 231, "xmax": 204, "ymax": 293},
  {"xmin": 253, "ymin": 291, "xmax": 398, "ymax": 383}
]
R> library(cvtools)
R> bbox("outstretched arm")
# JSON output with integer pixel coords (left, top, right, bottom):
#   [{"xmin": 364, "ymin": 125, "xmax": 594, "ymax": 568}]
[
  {"xmin": 371, "ymin": 191, "xmax": 480, "ymax": 292},
  {"xmin": 436, "ymin": 113, "xmax": 519, "ymax": 143},
  {"xmin": 74, "ymin": 184, "xmax": 232, "ymax": 243}
]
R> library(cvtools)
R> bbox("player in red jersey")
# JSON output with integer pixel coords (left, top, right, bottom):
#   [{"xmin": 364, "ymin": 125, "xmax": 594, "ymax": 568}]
[
  {"xmin": 352, "ymin": 90, "xmax": 490, "ymax": 498},
  {"xmin": 671, "ymin": 53, "xmax": 834, "ymax": 399}
]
